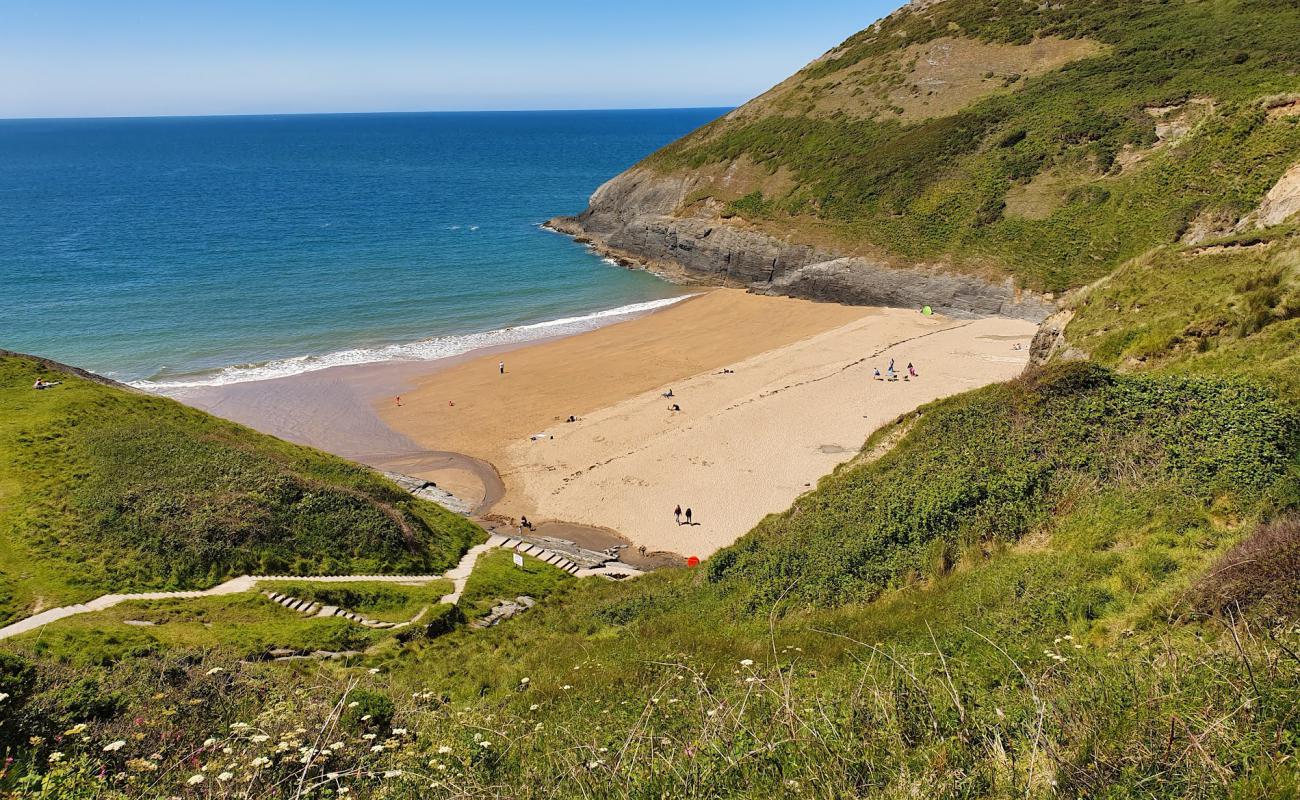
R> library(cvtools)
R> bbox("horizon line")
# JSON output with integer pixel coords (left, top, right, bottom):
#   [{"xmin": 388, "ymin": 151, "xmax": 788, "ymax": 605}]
[{"xmin": 0, "ymin": 105, "xmax": 737, "ymax": 124}]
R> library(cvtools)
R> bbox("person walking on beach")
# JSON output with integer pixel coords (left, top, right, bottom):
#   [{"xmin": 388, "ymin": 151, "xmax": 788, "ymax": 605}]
[
  {"xmin": 674, "ymin": 505, "xmax": 682, "ymax": 525},
  {"xmin": 908, "ymin": 362, "xmax": 918, "ymax": 378},
  {"xmin": 499, "ymin": 361, "xmax": 505, "ymax": 375},
  {"xmin": 685, "ymin": 507, "xmax": 693, "ymax": 525}
]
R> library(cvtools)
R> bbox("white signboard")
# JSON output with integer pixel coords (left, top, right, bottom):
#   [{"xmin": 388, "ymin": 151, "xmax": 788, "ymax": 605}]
[{"xmin": 513, "ymin": 552, "xmax": 524, "ymax": 569}]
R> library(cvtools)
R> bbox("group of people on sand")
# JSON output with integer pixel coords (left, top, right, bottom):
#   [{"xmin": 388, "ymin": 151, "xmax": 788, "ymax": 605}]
[
  {"xmin": 32, "ymin": 378, "xmax": 61, "ymax": 390},
  {"xmin": 873, "ymin": 358, "xmax": 918, "ymax": 383},
  {"xmin": 673, "ymin": 505, "xmax": 696, "ymax": 526}
]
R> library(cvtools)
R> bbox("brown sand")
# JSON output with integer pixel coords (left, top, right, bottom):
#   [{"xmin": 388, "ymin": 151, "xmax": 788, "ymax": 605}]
[{"xmin": 379, "ymin": 290, "xmax": 874, "ymax": 477}]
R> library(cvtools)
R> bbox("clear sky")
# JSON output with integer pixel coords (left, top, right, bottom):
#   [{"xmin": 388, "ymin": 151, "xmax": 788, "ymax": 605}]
[{"xmin": 0, "ymin": 1, "xmax": 901, "ymax": 119}]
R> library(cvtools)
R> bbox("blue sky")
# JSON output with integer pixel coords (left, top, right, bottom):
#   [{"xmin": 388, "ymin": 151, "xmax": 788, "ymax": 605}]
[{"xmin": 0, "ymin": 1, "xmax": 900, "ymax": 119}]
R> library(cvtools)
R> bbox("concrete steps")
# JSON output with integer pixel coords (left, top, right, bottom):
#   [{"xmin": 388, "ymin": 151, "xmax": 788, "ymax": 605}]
[{"xmin": 258, "ymin": 591, "xmax": 409, "ymax": 630}]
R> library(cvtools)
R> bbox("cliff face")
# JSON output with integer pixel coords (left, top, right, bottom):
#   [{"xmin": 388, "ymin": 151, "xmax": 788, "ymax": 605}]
[
  {"xmin": 548, "ymin": 0, "xmax": 1300, "ymax": 327},
  {"xmin": 547, "ymin": 168, "xmax": 1055, "ymax": 321}
]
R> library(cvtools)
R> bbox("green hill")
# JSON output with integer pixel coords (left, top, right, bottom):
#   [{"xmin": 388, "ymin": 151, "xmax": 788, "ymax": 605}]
[
  {"xmin": 0, "ymin": 353, "xmax": 481, "ymax": 625},
  {"xmin": 649, "ymin": 0, "xmax": 1300, "ymax": 292},
  {"xmin": 4, "ymin": 1, "xmax": 1300, "ymax": 797}
]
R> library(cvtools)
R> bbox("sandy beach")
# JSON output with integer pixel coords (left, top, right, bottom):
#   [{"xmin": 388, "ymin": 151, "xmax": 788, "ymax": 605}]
[{"xmin": 172, "ymin": 289, "xmax": 1035, "ymax": 559}]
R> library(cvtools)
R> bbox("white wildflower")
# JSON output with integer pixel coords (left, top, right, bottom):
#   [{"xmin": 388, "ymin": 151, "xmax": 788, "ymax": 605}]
[
  {"xmin": 217, "ymin": 771, "xmax": 233, "ymax": 782},
  {"xmin": 103, "ymin": 740, "xmax": 126, "ymax": 752},
  {"xmin": 48, "ymin": 752, "xmax": 65, "ymax": 763},
  {"xmin": 206, "ymin": 667, "xmax": 223, "ymax": 675},
  {"xmin": 529, "ymin": 703, "xmax": 540, "ymax": 711},
  {"xmin": 370, "ymin": 745, "xmax": 385, "ymax": 753},
  {"xmin": 383, "ymin": 770, "xmax": 402, "ymax": 778},
  {"xmin": 391, "ymin": 728, "xmax": 408, "ymax": 736},
  {"xmin": 187, "ymin": 774, "xmax": 205, "ymax": 785},
  {"xmin": 437, "ymin": 745, "xmax": 452, "ymax": 754},
  {"xmin": 368, "ymin": 668, "xmax": 380, "ymax": 674},
  {"xmin": 740, "ymin": 659, "xmax": 754, "ymax": 667}
]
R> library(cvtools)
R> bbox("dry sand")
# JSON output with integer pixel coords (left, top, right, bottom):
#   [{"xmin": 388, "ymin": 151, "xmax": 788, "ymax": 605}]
[{"xmin": 379, "ymin": 290, "xmax": 1035, "ymax": 556}]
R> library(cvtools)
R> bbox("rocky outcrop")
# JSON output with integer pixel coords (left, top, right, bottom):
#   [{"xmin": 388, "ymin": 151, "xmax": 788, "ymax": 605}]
[
  {"xmin": 1239, "ymin": 160, "xmax": 1300, "ymax": 230},
  {"xmin": 547, "ymin": 169, "xmax": 1055, "ymax": 322}
]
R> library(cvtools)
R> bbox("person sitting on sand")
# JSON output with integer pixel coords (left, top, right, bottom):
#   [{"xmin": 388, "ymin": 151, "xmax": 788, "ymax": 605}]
[
  {"xmin": 674, "ymin": 505, "xmax": 682, "ymax": 525},
  {"xmin": 908, "ymin": 363, "xmax": 918, "ymax": 378},
  {"xmin": 873, "ymin": 368, "xmax": 883, "ymax": 381},
  {"xmin": 670, "ymin": 403, "xmax": 681, "ymax": 412},
  {"xmin": 566, "ymin": 415, "xmax": 576, "ymax": 423},
  {"xmin": 520, "ymin": 515, "xmax": 531, "ymax": 530},
  {"xmin": 663, "ymin": 389, "xmax": 674, "ymax": 398},
  {"xmin": 685, "ymin": 508, "xmax": 693, "ymax": 525}
]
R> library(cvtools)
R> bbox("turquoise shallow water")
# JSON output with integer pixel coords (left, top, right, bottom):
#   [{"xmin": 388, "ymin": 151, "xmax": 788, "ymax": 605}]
[{"xmin": 0, "ymin": 109, "xmax": 724, "ymax": 385}]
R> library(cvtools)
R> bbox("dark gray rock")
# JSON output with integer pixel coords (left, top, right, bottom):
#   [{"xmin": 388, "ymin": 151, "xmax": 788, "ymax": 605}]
[{"xmin": 547, "ymin": 168, "xmax": 1055, "ymax": 322}]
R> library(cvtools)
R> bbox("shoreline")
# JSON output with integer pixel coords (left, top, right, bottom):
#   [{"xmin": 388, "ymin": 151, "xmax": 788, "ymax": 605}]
[{"xmin": 134, "ymin": 293, "xmax": 695, "ymax": 392}]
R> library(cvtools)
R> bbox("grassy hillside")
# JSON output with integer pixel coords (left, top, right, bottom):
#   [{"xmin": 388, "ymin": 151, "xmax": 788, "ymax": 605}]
[
  {"xmin": 646, "ymin": 0, "xmax": 1300, "ymax": 292},
  {"xmin": 0, "ymin": 354, "xmax": 482, "ymax": 624}
]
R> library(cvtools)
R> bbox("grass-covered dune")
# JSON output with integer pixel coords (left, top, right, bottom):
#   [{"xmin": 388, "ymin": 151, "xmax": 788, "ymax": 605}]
[{"xmin": 0, "ymin": 353, "xmax": 482, "ymax": 624}]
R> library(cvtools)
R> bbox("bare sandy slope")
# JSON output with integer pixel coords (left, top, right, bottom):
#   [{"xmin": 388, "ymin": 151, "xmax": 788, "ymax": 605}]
[{"xmin": 382, "ymin": 290, "xmax": 1034, "ymax": 556}]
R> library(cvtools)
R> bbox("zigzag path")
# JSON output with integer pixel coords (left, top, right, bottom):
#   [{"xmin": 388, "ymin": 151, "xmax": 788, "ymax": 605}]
[{"xmin": 0, "ymin": 533, "xmax": 615, "ymax": 641}]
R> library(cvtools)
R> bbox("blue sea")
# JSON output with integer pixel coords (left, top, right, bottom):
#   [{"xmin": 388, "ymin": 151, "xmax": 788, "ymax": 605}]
[{"xmin": 0, "ymin": 109, "xmax": 724, "ymax": 386}]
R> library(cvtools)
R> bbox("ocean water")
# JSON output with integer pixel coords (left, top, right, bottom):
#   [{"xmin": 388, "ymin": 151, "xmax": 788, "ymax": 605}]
[{"xmin": 0, "ymin": 109, "xmax": 725, "ymax": 386}]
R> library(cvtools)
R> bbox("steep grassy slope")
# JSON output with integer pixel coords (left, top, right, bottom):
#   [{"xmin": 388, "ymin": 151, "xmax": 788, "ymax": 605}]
[
  {"xmin": 631, "ymin": 0, "xmax": 1300, "ymax": 292},
  {"xmin": 0, "ymin": 354, "xmax": 482, "ymax": 624}
]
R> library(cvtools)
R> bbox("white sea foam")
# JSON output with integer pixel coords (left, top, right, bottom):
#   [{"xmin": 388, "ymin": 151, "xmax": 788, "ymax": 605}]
[{"xmin": 131, "ymin": 295, "xmax": 693, "ymax": 391}]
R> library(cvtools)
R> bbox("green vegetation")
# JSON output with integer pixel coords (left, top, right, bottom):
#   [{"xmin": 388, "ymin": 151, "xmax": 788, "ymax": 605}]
[
  {"xmin": 4, "ymin": 594, "xmax": 385, "ymax": 666},
  {"xmin": 1067, "ymin": 230, "xmax": 1300, "ymax": 392},
  {"xmin": 259, "ymin": 580, "xmax": 454, "ymax": 623},
  {"xmin": 650, "ymin": 0, "xmax": 1300, "ymax": 292},
  {"xmin": 457, "ymin": 549, "xmax": 574, "ymax": 617},
  {"xmin": 0, "ymin": 355, "xmax": 482, "ymax": 624},
  {"xmin": 708, "ymin": 363, "xmax": 1298, "ymax": 610},
  {"xmin": 5, "ymin": 2, "xmax": 1300, "ymax": 797}
]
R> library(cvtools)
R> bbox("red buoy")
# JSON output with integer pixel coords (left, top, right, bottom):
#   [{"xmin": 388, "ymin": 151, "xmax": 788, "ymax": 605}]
[{"xmin": 686, "ymin": 556, "xmax": 700, "ymax": 567}]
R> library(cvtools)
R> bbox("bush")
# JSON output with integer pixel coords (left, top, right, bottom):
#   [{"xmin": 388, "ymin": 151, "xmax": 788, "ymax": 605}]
[{"xmin": 1193, "ymin": 516, "xmax": 1300, "ymax": 616}]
